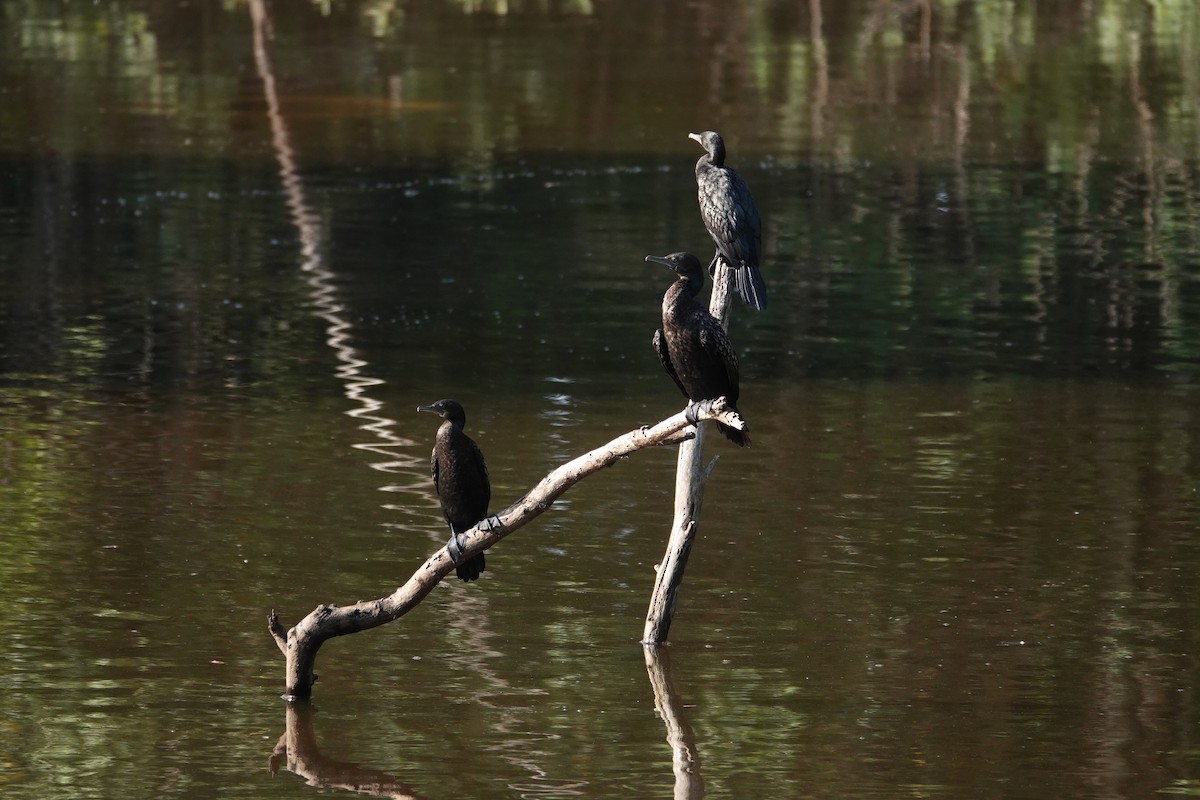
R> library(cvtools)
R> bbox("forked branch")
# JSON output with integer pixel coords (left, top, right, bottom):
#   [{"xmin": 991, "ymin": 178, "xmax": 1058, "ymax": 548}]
[{"xmin": 269, "ymin": 398, "xmax": 746, "ymax": 699}]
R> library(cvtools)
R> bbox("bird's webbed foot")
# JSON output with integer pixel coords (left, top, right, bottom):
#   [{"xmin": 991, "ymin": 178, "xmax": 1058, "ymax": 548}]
[
  {"xmin": 480, "ymin": 514, "xmax": 502, "ymax": 533},
  {"xmin": 685, "ymin": 399, "xmax": 714, "ymax": 426},
  {"xmin": 446, "ymin": 532, "xmax": 468, "ymax": 565}
]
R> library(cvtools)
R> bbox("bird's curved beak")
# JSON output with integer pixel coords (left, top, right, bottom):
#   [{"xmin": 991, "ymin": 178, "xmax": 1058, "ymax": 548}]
[
  {"xmin": 688, "ymin": 132, "xmax": 702, "ymax": 144},
  {"xmin": 416, "ymin": 405, "xmax": 435, "ymax": 414},
  {"xmin": 645, "ymin": 254, "xmax": 673, "ymax": 269}
]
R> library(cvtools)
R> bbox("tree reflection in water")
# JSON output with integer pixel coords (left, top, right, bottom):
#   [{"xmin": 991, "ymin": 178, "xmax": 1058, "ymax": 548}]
[{"xmin": 270, "ymin": 702, "xmax": 423, "ymax": 800}]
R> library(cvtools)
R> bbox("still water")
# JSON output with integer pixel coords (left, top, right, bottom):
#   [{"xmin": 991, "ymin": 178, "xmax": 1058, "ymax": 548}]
[{"xmin": 2, "ymin": 1, "xmax": 1200, "ymax": 798}]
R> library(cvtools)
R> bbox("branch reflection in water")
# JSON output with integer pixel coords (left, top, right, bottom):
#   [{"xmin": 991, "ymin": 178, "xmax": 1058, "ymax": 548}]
[
  {"xmin": 644, "ymin": 646, "xmax": 705, "ymax": 800},
  {"xmin": 249, "ymin": 0, "xmax": 418, "ymax": 480},
  {"xmin": 267, "ymin": 650, "xmax": 709, "ymax": 799},
  {"xmin": 250, "ymin": 4, "xmax": 579, "ymax": 794},
  {"xmin": 252, "ymin": 5, "xmax": 704, "ymax": 796},
  {"xmin": 269, "ymin": 701, "xmax": 423, "ymax": 800}
]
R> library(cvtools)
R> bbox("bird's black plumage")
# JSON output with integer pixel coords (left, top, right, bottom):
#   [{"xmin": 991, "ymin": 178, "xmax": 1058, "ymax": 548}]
[
  {"xmin": 690, "ymin": 130, "xmax": 767, "ymax": 311},
  {"xmin": 647, "ymin": 252, "xmax": 750, "ymax": 447},
  {"xmin": 417, "ymin": 399, "xmax": 490, "ymax": 582}
]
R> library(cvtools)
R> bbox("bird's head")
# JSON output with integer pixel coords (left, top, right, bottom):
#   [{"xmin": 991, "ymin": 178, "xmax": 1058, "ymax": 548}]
[
  {"xmin": 688, "ymin": 130, "xmax": 726, "ymax": 165},
  {"xmin": 417, "ymin": 399, "xmax": 467, "ymax": 427},
  {"xmin": 646, "ymin": 252, "xmax": 705, "ymax": 290}
]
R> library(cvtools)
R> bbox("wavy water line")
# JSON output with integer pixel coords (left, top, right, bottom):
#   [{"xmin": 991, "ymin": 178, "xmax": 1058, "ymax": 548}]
[
  {"xmin": 250, "ymin": 10, "xmax": 595, "ymax": 792},
  {"xmin": 249, "ymin": 0, "xmax": 414, "ymax": 478}
]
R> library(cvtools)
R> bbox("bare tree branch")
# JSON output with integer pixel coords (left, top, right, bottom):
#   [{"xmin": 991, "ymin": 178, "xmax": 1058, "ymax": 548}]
[
  {"xmin": 642, "ymin": 259, "xmax": 738, "ymax": 644},
  {"xmin": 269, "ymin": 399, "xmax": 746, "ymax": 699}
]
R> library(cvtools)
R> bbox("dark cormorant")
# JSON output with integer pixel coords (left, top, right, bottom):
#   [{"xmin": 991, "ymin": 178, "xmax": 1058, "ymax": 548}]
[
  {"xmin": 647, "ymin": 251, "xmax": 751, "ymax": 447},
  {"xmin": 689, "ymin": 130, "xmax": 767, "ymax": 311},
  {"xmin": 416, "ymin": 399, "xmax": 490, "ymax": 582}
]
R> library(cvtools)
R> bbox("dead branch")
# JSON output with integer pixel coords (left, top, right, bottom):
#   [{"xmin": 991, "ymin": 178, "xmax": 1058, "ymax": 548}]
[
  {"xmin": 642, "ymin": 258, "xmax": 737, "ymax": 644},
  {"xmin": 269, "ymin": 399, "xmax": 745, "ymax": 699}
]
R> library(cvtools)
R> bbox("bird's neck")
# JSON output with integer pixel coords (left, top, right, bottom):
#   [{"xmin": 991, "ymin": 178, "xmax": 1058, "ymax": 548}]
[
  {"xmin": 698, "ymin": 149, "xmax": 724, "ymax": 170},
  {"xmin": 438, "ymin": 420, "xmax": 464, "ymax": 443},
  {"xmin": 663, "ymin": 278, "xmax": 701, "ymax": 319}
]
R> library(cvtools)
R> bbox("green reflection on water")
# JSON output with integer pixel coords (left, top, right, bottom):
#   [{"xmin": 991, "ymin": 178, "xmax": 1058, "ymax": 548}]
[{"xmin": 1, "ymin": 1, "xmax": 1200, "ymax": 799}]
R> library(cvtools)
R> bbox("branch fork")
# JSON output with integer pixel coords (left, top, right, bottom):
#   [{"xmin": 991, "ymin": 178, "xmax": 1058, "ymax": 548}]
[{"xmin": 270, "ymin": 398, "xmax": 736, "ymax": 699}]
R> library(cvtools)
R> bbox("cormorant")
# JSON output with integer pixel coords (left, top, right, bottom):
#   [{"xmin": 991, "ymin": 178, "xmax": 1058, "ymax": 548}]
[
  {"xmin": 689, "ymin": 130, "xmax": 767, "ymax": 311},
  {"xmin": 416, "ymin": 399, "xmax": 491, "ymax": 582},
  {"xmin": 647, "ymin": 251, "xmax": 751, "ymax": 447}
]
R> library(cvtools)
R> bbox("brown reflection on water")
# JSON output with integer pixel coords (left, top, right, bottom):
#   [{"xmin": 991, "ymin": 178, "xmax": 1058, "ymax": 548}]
[
  {"xmin": 271, "ymin": 701, "xmax": 422, "ymax": 798},
  {"xmin": 2, "ymin": 1, "xmax": 1200, "ymax": 799},
  {"xmin": 728, "ymin": 376, "xmax": 1200, "ymax": 796},
  {"xmin": 644, "ymin": 645, "xmax": 705, "ymax": 800}
]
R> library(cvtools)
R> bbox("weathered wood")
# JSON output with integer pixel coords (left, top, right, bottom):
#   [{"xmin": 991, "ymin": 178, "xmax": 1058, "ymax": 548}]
[
  {"xmin": 249, "ymin": 0, "xmax": 742, "ymax": 699},
  {"xmin": 642, "ymin": 259, "xmax": 737, "ymax": 644},
  {"xmin": 269, "ymin": 400, "xmax": 746, "ymax": 699}
]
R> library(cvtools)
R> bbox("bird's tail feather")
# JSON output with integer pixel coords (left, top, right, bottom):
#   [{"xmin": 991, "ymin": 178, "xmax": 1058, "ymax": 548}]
[
  {"xmin": 735, "ymin": 263, "xmax": 768, "ymax": 311},
  {"xmin": 717, "ymin": 421, "xmax": 751, "ymax": 447},
  {"xmin": 456, "ymin": 552, "xmax": 486, "ymax": 582}
]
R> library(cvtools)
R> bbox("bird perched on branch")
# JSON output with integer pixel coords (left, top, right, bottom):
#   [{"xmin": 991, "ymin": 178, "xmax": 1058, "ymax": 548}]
[
  {"xmin": 689, "ymin": 130, "xmax": 767, "ymax": 311},
  {"xmin": 647, "ymin": 251, "xmax": 750, "ymax": 447},
  {"xmin": 417, "ymin": 399, "xmax": 493, "ymax": 582}
]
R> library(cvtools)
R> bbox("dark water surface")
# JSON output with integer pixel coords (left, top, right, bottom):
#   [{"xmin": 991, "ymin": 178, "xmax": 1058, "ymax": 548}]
[{"xmin": 2, "ymin": 2, "xmax": 1200, "ymax": 798}]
